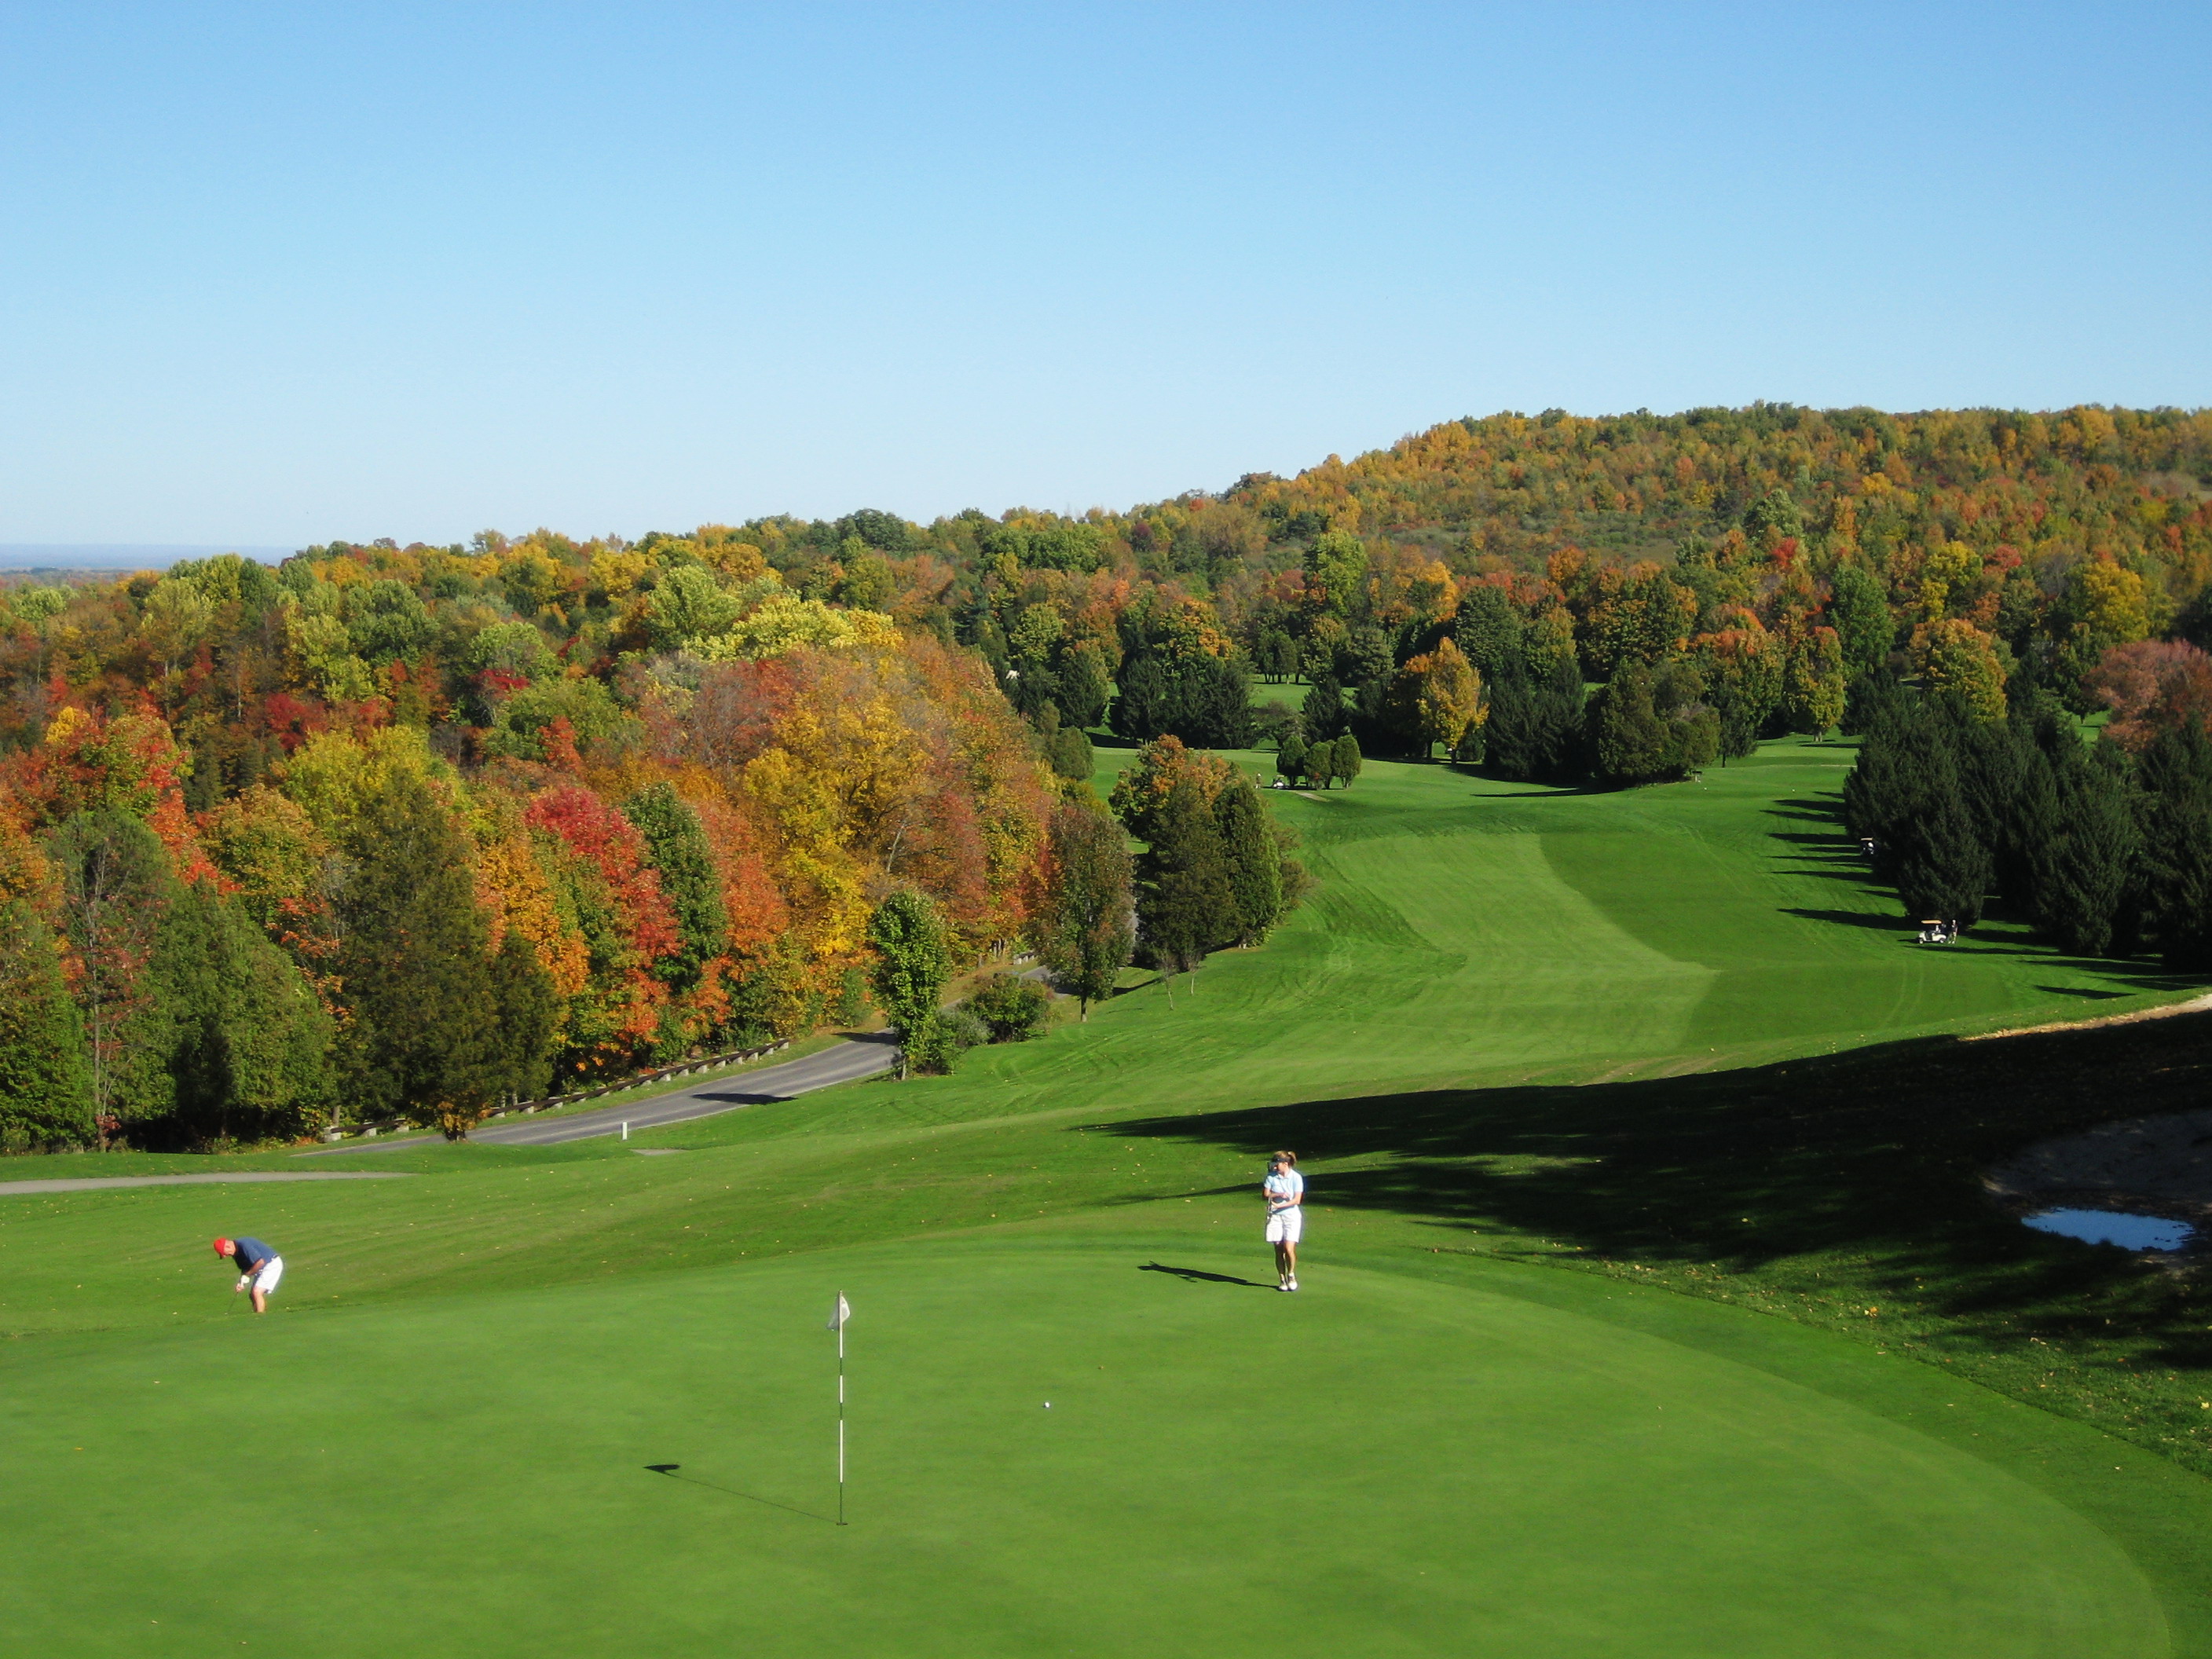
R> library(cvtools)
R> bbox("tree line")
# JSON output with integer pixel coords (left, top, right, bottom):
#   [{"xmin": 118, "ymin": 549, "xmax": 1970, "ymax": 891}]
[{"xmin": 1841, "ymin": 671, "xmax": 2212, "ymax": 967}]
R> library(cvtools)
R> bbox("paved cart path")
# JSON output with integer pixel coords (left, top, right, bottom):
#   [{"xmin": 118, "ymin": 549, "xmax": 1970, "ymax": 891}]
[
  {"xmin": 303, "ymin": 1032, "xmax": 903, "ymax": 1155},
  {"xmin": 0, "ymin": 1171, "xmax": 415, "ymax": 1196}
]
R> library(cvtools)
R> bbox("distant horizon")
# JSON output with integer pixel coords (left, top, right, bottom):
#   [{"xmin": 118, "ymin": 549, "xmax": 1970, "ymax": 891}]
[{"xmin": 0, "ymin": 544, "xmax": 296, "ymax": 573}]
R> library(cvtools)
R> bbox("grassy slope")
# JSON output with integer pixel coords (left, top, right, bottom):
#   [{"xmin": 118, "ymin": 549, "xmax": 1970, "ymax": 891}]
[{"xmin": 5, "ymin": 736, "xmax": 2210, "ymax": 1654}]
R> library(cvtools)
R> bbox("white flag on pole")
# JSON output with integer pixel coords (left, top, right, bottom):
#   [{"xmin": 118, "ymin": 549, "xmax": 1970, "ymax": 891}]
[{"xmin": 827, "ymin": 1294, "xmax": 851, "ymax": 1331}]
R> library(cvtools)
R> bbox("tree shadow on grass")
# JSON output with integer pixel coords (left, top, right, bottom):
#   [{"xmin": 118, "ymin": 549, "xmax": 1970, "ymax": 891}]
[
  {"xmin": 1093, "ymin": 1013, "xmax": 2212, "ymax": 1368},
  {"xmin": 1783, "ymin": 907, "xmax": 1914, "ymax": 933},
  {"xmin": 643, "ymin": 1465, "xmax": 834, "ymax": 1524}
]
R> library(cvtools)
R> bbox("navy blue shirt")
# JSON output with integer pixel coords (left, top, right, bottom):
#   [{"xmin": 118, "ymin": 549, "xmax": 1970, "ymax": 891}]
[{"xmin": 231, "ymin": 1237, "xmax": 276, "ymax": 1274}]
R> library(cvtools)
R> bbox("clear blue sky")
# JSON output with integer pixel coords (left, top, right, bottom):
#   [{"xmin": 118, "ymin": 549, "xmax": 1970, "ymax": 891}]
[{"xmin": 3, "ymin": 2, "xmax": 2207, "ymax": 548}]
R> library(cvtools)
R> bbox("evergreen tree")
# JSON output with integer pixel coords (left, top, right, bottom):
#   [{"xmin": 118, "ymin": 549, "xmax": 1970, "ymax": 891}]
[
  {"xmin": 1135, "ymin": 778, "xmax": 1235, "ymax": 976},
  {"xmin": 1330, "ymin": 733, "xmax": 1363, "ymax": 789},
  {"xmin": 866, "ymin": 888, "xmax": 951, "ymax": 1077},
  {"xmin": 1183, "ymin": 654, "xmax": 1255, "ymax": 749},
  {"xmin": 2031, "ymin": 743, "xmax": 2142, "ymax": 956},
  {"xmin": 159, "ymin": 880, "xmax": 335, "ymax": 1144},
  {"xmin": 1214, "ymin": 778, "xmax": 1282, "ymax": 944},
  {"xmin": 1108, "ymin": 655, "xmax": 1176, "ymax": 742},
  {"xmin": 2137, "ymin": 724, "xmax": 2212, "ymax": 971},
  {"xmin": 1451, "ymin": 584, "xmax": 1525, "ymax": 682},
  {"xmin": 624, "ymin": 783, "xmax": 730, "ymax": 995},
  {"xmin": 0, "ymin": 899, "xmax": 92, "ymax": 1148},
  {"xmin": 1276, "ymin": 731, "xmax": 1308, "ymax": 788},
  {"xmin": 1302, "ymin": 676, "xmax": 1346, "ymax": 741},
  {"xmin": 1056, "ymin": 643, "xmax": 1112, "ymax": 731},
  {"xmin": 1028, "ymin": 802, "xmax": 1135, "ymax": 1020},
  {"xmin": 335, "ymin": 773, "xmax": 515, "ymax": 1139},
  {"xmin": 1895, "ymin": 784, "xmax": 1992, "ymax": 927},
  {"xmin": 491, "ymin": 928, "xmax": 559, "ymax": 1104},
  {"xmin": 1589, "ymin": 665, "xmax": 1673, "ymax": 785}
]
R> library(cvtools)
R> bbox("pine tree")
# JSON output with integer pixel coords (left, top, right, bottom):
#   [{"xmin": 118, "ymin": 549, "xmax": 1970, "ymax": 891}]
[
  {"xmin": 1302, "ymin": 676, "xmax": 1346, "ymax": 742},
  {"xmin": 1331, "ymin": 733, "xmax": 1363, "ymax": 789},
  {"xmin": 1214, "ymin": 778, "xmax": 1282, "ymax": 945},
  {"xmin": 491, "ymin": 928, "xmax": 559, "ymax": 1104},
  {"xmin": 2031, "ymin": 744, "xmax": 2141, "ymax": 956},
  {"xmin": 159, "ymin": 881, "xmax": 335, "ymax": 1145},
  {"xmin": 335, "ymin": 773, "xmax": 511, "ymax": 1138},
  {"xmin": 624, "ymin": 782, "xmax": 730, "ymax": 995},
  {"xmin": 2137, "ymin": 724, "xmax": 2212, "ymax": 971},
  {"xmin": 1108, "ymin": 656, "xmax": 1176, "ymax": 742},
  {"xmin": 866, "ymin": 888, "xmax": 951, "ymax": 1077},
  {"xmin": 1895, "ymin": 784, "xmax": 1993, "ymax": 927},
  {"xmin": 0, "ymin": 899, "xmax": 93, "ymax": 1149},
  {"xmin": 1589, "ymin": 665, "xmax": 1672, "ymax": 785},
  {"xmin": 1028, "ymin": 802, "xmax": 1135, "ymax": 1020},
  {"xmin": 1135, "ymin": 778, "xmax": 1235, "ymax": 976},
  {"xmin": 1276, "ymin": 731, "xmax": 1308, "ymax": 788},
  {"xmin": 1452, "ymin": 584, "xmax": 1525, "ymax": 682},
  {"xmin": 1184, "ymin": 654, "xmax": 1255, "ymax": 749}
]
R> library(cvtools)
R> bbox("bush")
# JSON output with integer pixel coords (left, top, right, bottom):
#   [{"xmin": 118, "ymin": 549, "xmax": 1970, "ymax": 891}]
[{"xmin": 961, "ymin": 974, "xmax": 1050, "ymax": 1043}]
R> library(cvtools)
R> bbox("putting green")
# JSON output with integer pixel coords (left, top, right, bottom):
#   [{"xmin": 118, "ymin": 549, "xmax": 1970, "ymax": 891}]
[{"xmin": 0, "ymin": 1237, "xmax": 2167, "ymax": 1657}]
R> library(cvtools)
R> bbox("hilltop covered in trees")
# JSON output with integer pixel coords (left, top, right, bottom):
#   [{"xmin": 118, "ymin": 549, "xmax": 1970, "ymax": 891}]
[{"xmin": 2, "ymin": 402, "xmax": 2209, "ymax": 1148}]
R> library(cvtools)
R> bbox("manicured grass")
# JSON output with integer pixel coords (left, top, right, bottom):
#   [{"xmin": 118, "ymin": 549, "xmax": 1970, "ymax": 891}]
[
  {"xmin": 4, "ymin": 737, "xmax": 2208, "ymax": 1654},
  {"xmin": 0, "ymin": 1239, "xmax": 2181, "ymax": 1657}
]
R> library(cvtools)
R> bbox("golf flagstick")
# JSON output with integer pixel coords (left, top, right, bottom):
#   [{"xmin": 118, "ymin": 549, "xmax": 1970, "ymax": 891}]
[{"xmin": 827, "ymin": 1292, "xmax": 851, "ymax": 1525}]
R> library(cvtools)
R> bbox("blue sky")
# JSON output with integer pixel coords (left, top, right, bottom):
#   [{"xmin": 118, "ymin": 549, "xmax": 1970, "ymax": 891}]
[{"xmin": 2, "ymin": 2, "xmax": 2207, "ymax": 548}]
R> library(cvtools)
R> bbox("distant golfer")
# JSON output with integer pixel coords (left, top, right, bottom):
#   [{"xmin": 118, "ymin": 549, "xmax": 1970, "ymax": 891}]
[
  {"xmin": 1264, "ymin": 1152, "xmax": 1304, "ymax": 1291},
  {"xmin": 214, "ymin": 1236, "xmax": 283, "ymax": 1313}
]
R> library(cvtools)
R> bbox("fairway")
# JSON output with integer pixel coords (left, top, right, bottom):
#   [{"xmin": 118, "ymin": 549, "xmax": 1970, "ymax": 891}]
[
  {"xmin": 0, "ymin": 1236, "xmax": 2170, "ymax": 1658},
  {"xmin": 5, "ymin": 738, "xmax": 2207, "ymax": 1655}
]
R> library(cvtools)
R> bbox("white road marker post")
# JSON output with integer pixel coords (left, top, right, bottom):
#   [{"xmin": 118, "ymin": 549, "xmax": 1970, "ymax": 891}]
[
  {"xmin": 621, "ymin": 1121, "xmax": 628, "ymax": 1141},
  {"xmin": 827, "ymin": 1292, "xmax": 851, "ymax": 1525}
]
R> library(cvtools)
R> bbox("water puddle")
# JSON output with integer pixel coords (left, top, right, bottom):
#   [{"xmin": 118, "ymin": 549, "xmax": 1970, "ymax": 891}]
[{"xmin": 2023, "ymin": 1208, "xmax": 2196, "ymax": 1252}]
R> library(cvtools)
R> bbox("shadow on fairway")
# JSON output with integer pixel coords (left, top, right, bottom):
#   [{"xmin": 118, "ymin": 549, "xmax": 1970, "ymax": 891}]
[
  {"xmin": 643, "ymin": 1465, "xmax": 834, "ymax": 1524},
  {"xmin": 1097, "ymin": 1010, "xmax": 2212, "ymax": 1372},
  {"xmin": 1139, "ymin": 1262, "xmax": 1272, "ymax": 1288}
]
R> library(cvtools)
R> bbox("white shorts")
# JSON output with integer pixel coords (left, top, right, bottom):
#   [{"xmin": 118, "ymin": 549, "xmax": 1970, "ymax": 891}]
[
  {"xmin": 246, "ymin": 1257, "xmax": 284, "ymax": 1296},
  {"xmin": 1265, "ymin": 1209, "xmax": 1303, "ymax": 1245}
]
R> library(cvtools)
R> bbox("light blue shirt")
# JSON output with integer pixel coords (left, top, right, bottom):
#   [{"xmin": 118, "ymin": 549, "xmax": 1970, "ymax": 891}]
[{"xmin": 1263, "ymin": 1170, "xmax": 1304, "ymax": 1212}]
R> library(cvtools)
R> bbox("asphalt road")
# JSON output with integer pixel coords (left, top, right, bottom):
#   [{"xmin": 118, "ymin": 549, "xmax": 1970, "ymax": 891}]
[{"xmin": 305, "ymin": 1033, "xmax": 902, "ymax": 1155}]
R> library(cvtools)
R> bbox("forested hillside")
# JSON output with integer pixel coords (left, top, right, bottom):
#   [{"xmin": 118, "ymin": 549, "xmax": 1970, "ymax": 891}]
[{"xmin": 2, "ymin": 403, "xmax": 2208, "ymax": 1151}]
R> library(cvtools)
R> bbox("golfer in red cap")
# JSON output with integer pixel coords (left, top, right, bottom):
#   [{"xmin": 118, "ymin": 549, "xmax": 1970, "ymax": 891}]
[{"xmin": 214, "ymin": 1236, "xmax": 284, "ymax": 1313}]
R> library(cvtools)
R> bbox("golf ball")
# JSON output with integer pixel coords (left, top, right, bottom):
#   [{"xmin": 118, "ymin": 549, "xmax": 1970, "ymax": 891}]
[{"xmin": 1044, "ymin": 1401, "xmax": 1052, "ymax": 1409}]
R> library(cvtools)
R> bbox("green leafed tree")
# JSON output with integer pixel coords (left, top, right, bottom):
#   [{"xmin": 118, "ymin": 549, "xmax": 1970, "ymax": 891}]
[
  {"xmin": 1329, "ymin": 733, "xmax": 1363, "ymax": 789},
  {"xmin": 47, "ymin": 810, "xmax": 176, "ymax": 1146},
  {"xmin": 1028, "ymin": 803, "xmax": 1135, "ymax": 1020},
  {"xmin": 866, "ymin": 888, "xmax": 952, "ymax": 1077},
  {"xmin": 0, "ymin": 899, "xmax": 93, "ymax": 1149}
]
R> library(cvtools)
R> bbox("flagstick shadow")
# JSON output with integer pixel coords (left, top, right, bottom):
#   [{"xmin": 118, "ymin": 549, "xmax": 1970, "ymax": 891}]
[
  {"xmin": 1138, "ymin": 1262, "xmax": 1272, "ymax": 1288},
  {"xmin": 643, "ymin": 1465, "xmax": 837, "ymax": 1525}
]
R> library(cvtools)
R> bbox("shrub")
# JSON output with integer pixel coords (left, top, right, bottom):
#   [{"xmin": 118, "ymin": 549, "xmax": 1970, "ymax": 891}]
[{"xmin": 961, "ymin": 974, "xmax": 1050, "ymax": 1043}]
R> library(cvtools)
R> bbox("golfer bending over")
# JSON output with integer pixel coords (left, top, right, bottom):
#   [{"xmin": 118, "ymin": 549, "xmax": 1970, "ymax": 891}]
[
  {"xmin": 1264, "ymin": 1152, "xmax": 1304, "ymax": 1291},
  {"xmin": 214, "ymin": 1236, "xmax": 283, "ymax": 1313}
]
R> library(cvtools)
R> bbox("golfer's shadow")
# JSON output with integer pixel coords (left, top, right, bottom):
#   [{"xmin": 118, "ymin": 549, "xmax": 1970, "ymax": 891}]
[
  {"xmin": 643, "ymin": 1465, "xmax": 834, "ymax": 1524},
  {"xmin": 1139, "ymin": 1261, "xmax": 1271, "ymax": 1288}
]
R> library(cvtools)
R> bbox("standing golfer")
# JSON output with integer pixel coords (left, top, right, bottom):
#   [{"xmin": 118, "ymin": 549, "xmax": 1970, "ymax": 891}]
[
  {"xmin": 1264, "ymin": 1152, "xmax": 1304, "ymax": 1291},
  {"xmin": 214, "ymin": 1236, "xmax": 284, "ymax": 1313}
]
